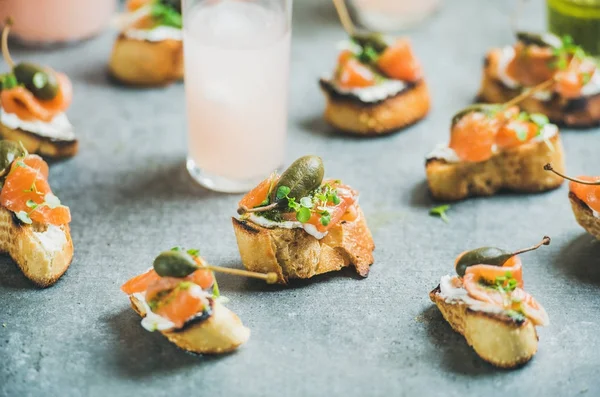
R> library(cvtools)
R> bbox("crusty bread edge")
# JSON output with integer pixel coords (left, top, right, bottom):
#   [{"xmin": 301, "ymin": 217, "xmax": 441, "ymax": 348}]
[
  {"xmin": 129, "ymin": 295, "xmax": 250, "ymax": 354},
  {"xmin": 0, "ymin": 123, "xmax": 78, "ymax": 159},
  {"xmin": 429, "ymin": 286, "xmax": 538, "ymax": 368},
  {"xmin": 0, "ymin": 207, "xmax": 73, "ymax": 287},
  {"xmin": 425, "ymin": 133, "xmax": 565, "ymax": 201},
  {"xmin": 108, "ymin": 34, "xmax": 184, "ymax": 87},
  {"xmin": 569, "ymin": 191, "xmax": 600, "ymax": 240},
  {"xmin": 232, "ymin": 208, "xmax": 375, "ymax": 283},
  {"xmin": 320, "ymin": 80, "xmax": 430, "ymax": 135}
]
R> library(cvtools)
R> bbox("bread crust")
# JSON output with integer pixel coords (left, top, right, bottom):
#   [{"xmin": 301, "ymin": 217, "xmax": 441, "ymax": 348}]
[
  {"xmin": 0, "ymin": 123, "xmax": 78, "ymax": 159},
  {"xmin": 0, "ymin": 207, "xmax": 73, "ymax": 287},
  {"xmin": 569, "ymin": 191, "xmax": 600, "ymax": 240},
  {"xmin": 320, "ymin": 80, "xmax": 430, "ymax": 135},
  {"xmin": 425, "ymin": 133, "xmax": 565, "ymax": 201},
  {"xmin": 479, "ymin": 49, "xmax": 600, "ymax": 127},
  {"xmin": 129, "ymin": 295, "xmax": 250, "ymax": 354},
  {"xmin": 108, "ymin": 34, "xmax": 183, "ymax": 87},
  {"xmin": 430, "ymin": 286, "xmax": 538, "ymax": 368},
  {"xmin": 232, "ymin": 208, "xmax": 375, "ymax": 283}
]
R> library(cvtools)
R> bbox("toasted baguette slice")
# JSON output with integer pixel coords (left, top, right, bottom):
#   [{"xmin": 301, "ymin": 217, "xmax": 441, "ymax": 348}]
[
  {"xmin": 320, "ymin": 79, "xmax": 430, "ymax": 135},
  {"xmin": 426, "ymin": 133, "xmax": 565, "ymax": 201},
  {"xmin": 232, "ymin": 208, "xmax": 375, "ymax": 284},
  {"xmin": 129, "ymin": 295, "xmax": 250, "ymax": 354},
  {"xmin": 0, "ymin": 123, "xmax": 78, "ymax": 159},
  {"xmin": 430, "ymin": 286, "xmax": 538, "ymax": 368},
  {"xmin": 569, "ymin": 191, "xmax": 600, "ymax": 240},
  {"xmin": 479, "ymin": 49, "xmax": 600, "ymax": 127},
  {"xmin": 108, "ymin": 34, "xmax": 183, "ymax": 87},
  {"xmin": 0, "ymin": 207, "xmax": 73, "ymax": 287}
]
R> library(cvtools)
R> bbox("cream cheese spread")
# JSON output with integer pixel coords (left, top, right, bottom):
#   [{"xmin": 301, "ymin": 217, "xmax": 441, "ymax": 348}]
[
  {"xmin": 132, "ymin": 292, "xmax": 177, "ymax": 332},
  {"xmin": 536, "ymin": 123, "xmax": 558, "ymax": 141},
  {"xmin": 495, "ymin": 46, "xmax": 520, "ymax": 89},
  {"xmin": 329, "ymin": 79, "xmax": 407, "ymax": 103},
  {"xmin": 33, "ymin": 225, "xmax": 67, "ymax": 253},
  {"xmin": 133, "ymin": 283, "xmax": 208, "ymax": 332},
  {"xmin": 125, "ymin": 26, "xmax": 183, "ymax": 42},
  {"xmin": 0, "ymin": 109, "xmax": 75, "ymax": 141},
  {"xmin": 425, "ymin": 145, "xmax": 460, "ymax": 163},
  {"xmin": 246, "ymin": 214, "xmax": 328, "ymax": 240}
]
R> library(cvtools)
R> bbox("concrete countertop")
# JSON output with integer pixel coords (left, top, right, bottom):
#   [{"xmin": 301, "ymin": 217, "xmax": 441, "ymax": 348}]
[{"xmin": 1, "ymin": 0, "xmax": 599, "ymax": 396}]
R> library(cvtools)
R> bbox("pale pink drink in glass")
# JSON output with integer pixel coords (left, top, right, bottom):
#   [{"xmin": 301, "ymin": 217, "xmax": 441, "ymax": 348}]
[
  {"xmin": 183, "ymin": 0, "xmax": 292, "ymax": 193},
  {"xmin": 0, "ymin": 0, "xmax": 117, "ymax": 44}
]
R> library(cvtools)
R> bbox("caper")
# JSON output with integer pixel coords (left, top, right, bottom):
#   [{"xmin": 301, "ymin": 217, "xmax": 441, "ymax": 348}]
[
  {"xmin": 271, "ymin": 155, "xmax": 325, "ymax": 203},
  {"xmin": 153, "ymin": 250, "xmax": 199, "ymax": 278},
  {"xmin": 351, "ymin": 32, "xmax": 388, "ymax": 53},
  {"xmin": 13, "ymin": 63, "xmax": 59, "ymax": 101},
  {"xmin": 516, "ymin": 32, "xmax": 562, "ymax": 49},
  {"xmin": 450, "ymin": 104, "xmax": 503, "ymax": 127},
  {"xmin": 455, "ymin": 236, "xmax": 551, "ymax": 277},
  {"xmin": 0, "ymin": 141, "xmax": 27, "ymax": 178}
]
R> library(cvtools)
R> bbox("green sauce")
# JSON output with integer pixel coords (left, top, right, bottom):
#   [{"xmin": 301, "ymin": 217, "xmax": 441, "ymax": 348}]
[{"xmin": 547, "ymin": 0, "xmax": 600, "ymax": 56}]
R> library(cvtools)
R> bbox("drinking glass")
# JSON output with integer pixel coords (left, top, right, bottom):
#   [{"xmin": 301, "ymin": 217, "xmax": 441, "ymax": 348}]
[
  {"xmin": 183, "ymin": 0, "xmax": 292, "ymax": 193},
  {"xmin": 348, "ymin": 0, "xmax": 442, "ymax": 32},
  {"xmin": 0, "ymin": 0, "xmax": 117, "ymax": 45}
]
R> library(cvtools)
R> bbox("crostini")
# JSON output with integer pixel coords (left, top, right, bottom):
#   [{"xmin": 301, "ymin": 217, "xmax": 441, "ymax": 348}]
[
  {"xmin": 0, "ymin": 20, "xmax": 77, "ymax": 158},
  {"xmin": 0, "ymin": 141, "xmax": 73, "ymax": 286},
  {"xmin": 545, "ymin": 164, "xmax": 600, "ymax": 240},
  {"xmin": 232, "ymin": 155, "xmax": 375, "ymax": 284},
  {"xmin": 319, "ymin": 33, "xmax": 430, "ymax": 135},
  {"xmin": 109, "ymin": 0, "xmax": 183, "ymax": 86},
  {"xmin": 426, "ymin": 104, "xmax": 565, "ymax": 201},
  {"xmin": 430, "ymin": 236, "xmax": 550, "ymax": 368},
  {"xmin": 479, "ymin": 32, "xmax": 600, "ymax": 127},
  {"xmin": 121, "ymin": 248, "xmax": 251, "ymax": 354}
]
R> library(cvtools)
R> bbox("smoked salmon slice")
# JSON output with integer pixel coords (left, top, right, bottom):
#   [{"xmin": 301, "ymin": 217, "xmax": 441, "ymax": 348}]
[{"xmin": 0, "ymin": 155, "xmax": 71, "ymax": 225}]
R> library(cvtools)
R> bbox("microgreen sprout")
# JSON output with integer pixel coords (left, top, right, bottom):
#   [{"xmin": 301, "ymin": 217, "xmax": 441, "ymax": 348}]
[
  {"xmin": 151, "ymin": 1, "xmax": 182, "ymax": 29},
  {"xmin": 551, "ymin": 35, "xmax": 587, "ymax": 70},
  {"xmin": 429, "ymin": 204, "xmax": 450, "ymax": 223},
  {"xmin": 275, "ymin": 183, "xmax": 345, "ymax": 226}
]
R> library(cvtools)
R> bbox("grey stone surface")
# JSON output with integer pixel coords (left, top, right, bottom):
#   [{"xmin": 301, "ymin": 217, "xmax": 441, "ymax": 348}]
[{"xmin": 1, "ymin": 0, "xmax": 600, "ymax": 396}]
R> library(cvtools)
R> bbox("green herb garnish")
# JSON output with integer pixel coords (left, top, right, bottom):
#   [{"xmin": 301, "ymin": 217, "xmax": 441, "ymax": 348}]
[
  {"xmin": 505, "ymin": 310, "xmax": 526, "ymax": 322},
  {"xmin": 0, "ymin": 73, "xmax": 18, "ymax": 90},
  {"xmin": 296, "ymin": 207, "xmax": 311, "ymax": 223},
  {"xmin": 357, "ymin": 45, "xmax": 380, "ymax": 64},
  {"xmin": 212, "ymin": 277, "xmax": 221, "ymax": 299},
  {"xmin": 530, "ymin": 113, "xmax": 549, "ymax": 128},
  {"xmin": 551, "ymin": 35, "xmax": 587, "ymax": 70},
  {"xmin": 429, "ymin": 204, "xmax": 450, "ymax": 223},
  {"xmin": 151, "ymin": 2, "xmax": 182, "ymax": 29},
  {"xmin": 320, "ymin": 211, "xmax": 331, "ymax": 226},
  {"xmin": 276, "ymin": 185, "xmax": 291, "ymax": 200},
  {"xmin": 274, "ymin": 183, "xmax": 345, "ymax": 226},
  {"xmin": 492, "ymin": 271, "xmax": 519, "ymax": 293}
]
